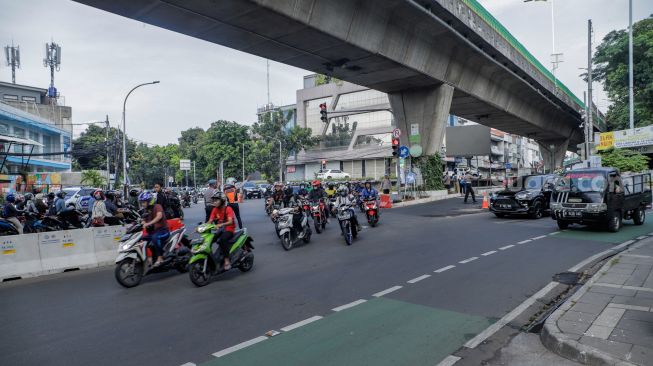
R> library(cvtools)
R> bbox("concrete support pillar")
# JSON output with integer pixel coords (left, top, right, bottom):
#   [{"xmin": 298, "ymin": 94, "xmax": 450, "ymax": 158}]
[
  {"xmin": 388, "ymin": 84, "xmax": 454, "ymax": 155},
  {"xmin": 539, "ymin": 139, "xmax": 570, "ymax": 173}
]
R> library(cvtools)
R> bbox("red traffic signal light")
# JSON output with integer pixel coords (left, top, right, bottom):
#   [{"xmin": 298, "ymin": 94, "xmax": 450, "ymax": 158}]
[
  {"xmin": 391, "ymin": 138, "xmax": 400, "ymax": 157},
  {"xmin": 319, "ymin": 103, "xmax": 328, "ymax": 123}
]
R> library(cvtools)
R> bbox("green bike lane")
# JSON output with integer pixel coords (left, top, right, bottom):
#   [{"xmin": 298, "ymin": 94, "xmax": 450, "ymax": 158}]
[{"xmin": 199, "ymin": 219, "xmax": 653, "ymax": 366}]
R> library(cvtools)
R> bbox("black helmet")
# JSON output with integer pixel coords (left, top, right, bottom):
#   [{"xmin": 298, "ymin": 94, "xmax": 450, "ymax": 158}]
[
  {"xmin": 129, "ymin": 188, "xmax": 140, "ymax": 197},
  {"xmin": 106, "ymin": 190, "xmax": 116, "ymax": 199},
  {"xmin": 24, "ymin": 193, "xmax": 33, "ymax": 201},
  {"xmin": 47, "ymin": 192, "xmax": 55, "ymax": 199},
  {"xmin": 56, "ymin": 191, "xmax": 66, "ymax": 199}
]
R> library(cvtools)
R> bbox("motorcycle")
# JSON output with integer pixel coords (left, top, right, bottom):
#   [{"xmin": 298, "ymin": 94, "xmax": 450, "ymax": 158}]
[
  {"xmin": 265, "ymin": 198, "xmax": 281, "ymax": 217},
  {"xmin": 188, "ymin": 224, "xmax": 254, "ymax": 287},
  {"xmin": 363, "ymin": 198, "xmax": 379, "ymax": 227},
  {"xmin": 337, "ymin": 204, "xmax": 358, "ymax": 246},
  {"xmin": 21, "ymin": 212, "xmax": 48, "ymax": 233},
  {"xmin": 0, "ymin": 218, "xmax": 20, "ymax": 235},
  {"xmin": 192, "ymin": 194, "xmax": 198, "ymax": 204},
  {"xmin": 328, "ymin": 197, "xmax": 337, "ymax": 218},
  {"xmin": 275, "ymin": 207, "xmax": 311, "ymax": 250},
  {"xmin": 182, "ymin": 195, "xmax": 191, "ymax": 208},
  {"xmin": 310, "ymin": 199, "xmax": 328, "ymax": 234},
  {"xmin": 114, "ymin": 219, "xmax": 191, "ymax": 288}
]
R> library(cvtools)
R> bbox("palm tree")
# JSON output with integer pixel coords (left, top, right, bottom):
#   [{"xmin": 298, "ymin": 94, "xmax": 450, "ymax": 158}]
[{"xmin": 81, "ymin": 170, "xmax": 106, "ymax": 188}]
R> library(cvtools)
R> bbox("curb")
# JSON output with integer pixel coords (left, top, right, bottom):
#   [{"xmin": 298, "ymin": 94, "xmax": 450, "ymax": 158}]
[
  {"xmin": 540, "ymin": 239, "xmax": 650, "ymax": 366},
  {"xmin": 393, "ymin": 187, "xmax": 502, "ymax": 208}
]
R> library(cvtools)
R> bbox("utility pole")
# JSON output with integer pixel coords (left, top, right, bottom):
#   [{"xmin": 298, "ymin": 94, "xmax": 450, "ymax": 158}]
[
  {"xmin": 220, "ymin": 160, "xmax": 224, "ymax": 188},
  {"xmin": 628, "ymin": 0, "xmax": 634, "ymax": 129},
  {"xmin": 587, "ymin": 20, "xmax": 593, "ymax": 144},
  {"xmin": 278, "ymin": 140, "xmax": 283, "ymax": 183},
  {"xmin": 242, "ymin": 143, "xmax": 245, "ymax": 183},
  {"xmin": 193, "ymin": 161, "xmax": 196, "ymax": 190},
  {"xmin": 105, "ymin": 115, "xmax": 111, "ymax": 190}
]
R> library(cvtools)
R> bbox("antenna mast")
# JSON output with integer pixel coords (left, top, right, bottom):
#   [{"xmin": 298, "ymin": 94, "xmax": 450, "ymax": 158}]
[
  {"xmin": 43, "ymin": 41, "xmax": 62, "ymax": 104},
  {"xmin": 4, "ymin": 43, "xmax": 20, "ymax": 84}
]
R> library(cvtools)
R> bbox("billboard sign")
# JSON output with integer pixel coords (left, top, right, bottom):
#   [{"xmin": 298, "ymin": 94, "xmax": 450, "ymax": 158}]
[
  {"xmin": 179, "ymin": 159, "xmax": 191, "ymax": 171},
  {"xmin": 596, "ymin": 126, "xmax": 653, "ymax": 151},
  {"xmin": 445, "ymin": 125, "xmax": 491, "ymax": 156}
]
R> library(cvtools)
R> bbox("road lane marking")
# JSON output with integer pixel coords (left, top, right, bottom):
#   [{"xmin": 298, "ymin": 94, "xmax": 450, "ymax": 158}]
[
  {"xmin": 332, "ymin": 299, "xmax": 367, "ymax": 312},
  {"xmin": 372, "ymin": 286, "xmax": 403, "ymax": 297},
  {"xmin": 494, "ymin": 219, "xmax": 529, "ymax": 225},
  {"xmin": 434, "ymin": 265, "xmax": 455, "ymax": 273},
  {"xmin": 549, "ymin": 231, "xmax": 561, "ymax": 235},
  {"xmin": 568, "ymin": 249, "xmax": 614, "ymax": 272},
  {"xmin": 407, "ymin": 274, "xmax": 431, "ymax": 284},
  {"xmin": 464, "ymin": 281, "xmax": 558, "ymax": 349},
  {"xmin": 612, "ymin": 240, "xmax": 635, "ymax": 250},
  {"xmin": 436, "ymin": 355, "xmax": 461, "ymax": 366},
  {"xmin": 458, "ymin": 257, "xmax": 478, "ymax": 264},
  {"xmin": 517, "ymin": 239, "xmax": 532, "ymax": 244},
  {"xmin": 481, "ymin": 250, "xmax": 497, "ymax": 256},
  {"xmin": 531, "ymin": 235, "xmax": 547, "ymax": 240},
  {"xmin": 280, "ymin": 316, "xmax": 323, "ymax": 332},
  {"xmin": 180, "ymin": 363, "xmax": 196, "ymax": 366},
  {"xmin": 499, "ymin": 245, "xmax": 514, "ymax": 250},
  {"xmin": 212, "ymin": 336, "xmax": 268, "ymax": 357}
]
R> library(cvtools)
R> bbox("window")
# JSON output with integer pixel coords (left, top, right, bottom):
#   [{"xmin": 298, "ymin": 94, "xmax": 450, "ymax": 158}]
[
  {"xmin": 13, "ymin": 128, "xmax": 25, "ymax": 153},
  {"xmin": 21, "ymin": 96, "xmax": 36, "ymax": 103},
  {"xmin": 2, "ymin": 94, "xmax": 18, "ymax": 101}
]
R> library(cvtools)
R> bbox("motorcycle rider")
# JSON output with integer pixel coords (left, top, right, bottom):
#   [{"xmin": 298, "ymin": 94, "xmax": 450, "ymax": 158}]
[
  {"xmin": 34, "ymin": 193, "xmax": 48, "ymax": 214},
  {"xmin": 223, "ymin": 183, "xmax": 243, "ymax": 229},
  {"xmin": 3, "ymin": 193, "xmax": 25, "ymax": 234},
  {"xmin": 128, "ymin": 188, "xmax": 141, "ymax": 208},
  {"xmin": 53, "ymin": 191, "xmax": 68, "ymax": 215},
  {"xmin": 138, "ymin": 191, "xmax": 169, "ymax": 267},
  {"xmin": 23, "ymin": 193, "xmax": 39, "ymax": 214},
  {"xmin": 90, "ymin": 190, "xmax": 112, "ymax": 226},
  {"xmin": 361, "ymin": 181, "xmax": 379, "ymax": 201},
  {"xmin": 283, "ymin": 184, "xmax": 295, "ymax": 208},
  {"xmin": 297, "ymin": 182, "xmax": 309, "ymax": 198},
  {"xmin": 208, "ymin": 192, "xmax": 237, "ymax": 270},
  {"xmin": 270, "ymin": 182, "xmax": 284, "ymax": 209},
  {"xmin": 153, "ymin": 183, "xmax": 170, "ymax": 218},
  {"xmin": 204, "ymin": 179, "xmax": 218, "ymax": 222},
  {"xmin": 334, "ymin": 185, "xmax": 362, "ymax": 232},
  {"xmin": 308, "ymin": 180, "xmax": 328, "ymax": 221},
  {"xmin": 325, "ymin": 182, "xmax": 337, "ymax": 198}
]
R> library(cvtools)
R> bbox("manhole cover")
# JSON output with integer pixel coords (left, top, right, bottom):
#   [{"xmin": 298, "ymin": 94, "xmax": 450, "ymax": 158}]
[{"xmin": 553, "ymin": 271, "xmax": 582, "ymax": 285}]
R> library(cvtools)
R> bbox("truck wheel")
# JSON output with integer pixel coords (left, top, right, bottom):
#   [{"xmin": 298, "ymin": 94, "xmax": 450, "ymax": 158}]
[
  {"xmin": 557, "ymin": 220, "xmax": 569, "ymax": 230},
  {"xmin": 633, "ymin": 207, "xmax": 645, "ymax": 225},
  {"xmin": 607, "ymin": 211, "xmax": 622, "ymax": 232}
]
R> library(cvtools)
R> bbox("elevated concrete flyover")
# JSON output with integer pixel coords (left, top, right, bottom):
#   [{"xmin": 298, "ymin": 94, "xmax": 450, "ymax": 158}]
[{"xmin": 74, "ymin": 0, "xmax": 598, "ymax": 167}]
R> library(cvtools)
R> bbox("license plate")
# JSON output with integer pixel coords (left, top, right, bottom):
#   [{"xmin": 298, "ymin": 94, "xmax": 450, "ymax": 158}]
[
  {"xmin": 564, "ymin": 211, "xmax": 582, "ymax": 217},
  {"xmin": 500, "ymin": 204, "xmax": 511, "ymax": 209}
]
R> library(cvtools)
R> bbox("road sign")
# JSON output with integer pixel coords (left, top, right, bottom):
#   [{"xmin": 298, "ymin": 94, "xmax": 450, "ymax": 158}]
[
  {"xmin": 410, "ymin": 145, "xmax": 423, "ymax": 157},
  {"xmin": 399, "ymin": 145, "xmax": 410, "ymax": 158},
  {"xmin": 179, "ymin": 159, "xmax": 191, "ymax": 171},
  {"xmin": 392, "ymin": 128, "xmax": 401, "ymax": 138},
  {"xmin": 410, "ymin": 123, "xmax": 419, "ymax": 135},
  {"xmin": 168, "ymin": 176, "xmax": 174, "ymax": 183},
  {"xmin": 505, "ymin": 162, "xmax": 511, "ymax": 169},
  {"xmin": 406, "ymin": 172, "xmax": 416, "ymax": 184}
]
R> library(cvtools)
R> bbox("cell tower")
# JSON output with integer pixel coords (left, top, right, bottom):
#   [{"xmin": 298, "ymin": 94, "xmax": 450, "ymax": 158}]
[
  {"xmin": 4, "ymin": 43, "xmax": 20, "ymax": 84},
  {"xmin": 43, "ymin": 41, "xmax": 62, "ymax": 101}
]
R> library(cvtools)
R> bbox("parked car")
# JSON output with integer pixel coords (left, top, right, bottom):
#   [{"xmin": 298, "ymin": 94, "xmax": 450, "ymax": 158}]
[
  {"xmin": 63, "ymin": 187, "xmax": 97, "ymax": 213},
  {"xmin": 550, "ymin": 168, "xmax": 652, "ymax": 232},
  {"xmin": 490, "ymin": 174, "xmax": 556, "ymax": 219},
  {"xmin": 242, "ymin": 182, "xmax": 262, "ymax": 199},
  {"xmin": 316, "ymin": 169, "xmax": 350, "ymax": 180}
]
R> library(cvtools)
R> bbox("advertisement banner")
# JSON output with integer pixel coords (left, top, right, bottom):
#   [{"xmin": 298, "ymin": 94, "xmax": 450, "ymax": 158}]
[{"xmin": 596, "ymin": 127, "xmax": 653, "ymax": 151}]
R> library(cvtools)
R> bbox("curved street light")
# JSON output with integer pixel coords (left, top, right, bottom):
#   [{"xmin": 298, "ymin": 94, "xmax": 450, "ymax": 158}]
[{"xmin": 121, "ymin": 81, "xmax": 160, "ymax": 194}]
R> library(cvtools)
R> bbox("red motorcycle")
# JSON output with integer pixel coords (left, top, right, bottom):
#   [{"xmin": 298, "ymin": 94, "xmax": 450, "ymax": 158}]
[
  {"xmin": 310, "ymin": 199, "xmax": 328, "ymax": 233},
  {"xmin": 364, "ymin": 198, "xmax": 379, "ymax": 227}
]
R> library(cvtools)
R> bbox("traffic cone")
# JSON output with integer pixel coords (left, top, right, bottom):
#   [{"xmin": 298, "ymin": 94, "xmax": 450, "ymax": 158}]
[{"xmin": 482, "ymin": 191, "xmax": 489, "ymax": 209}]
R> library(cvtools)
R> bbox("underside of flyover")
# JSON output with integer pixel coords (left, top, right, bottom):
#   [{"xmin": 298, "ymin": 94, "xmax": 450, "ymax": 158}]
[{"xmin": 73, "ymin": 0, "xmax": 585, "ymax": 162}]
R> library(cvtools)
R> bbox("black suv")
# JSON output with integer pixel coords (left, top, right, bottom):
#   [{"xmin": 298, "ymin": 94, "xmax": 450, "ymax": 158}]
[
  {"xmin": 242, "ymin": 182, "xmax": 262, "ymax": 199},
  {"xmin": 490, "ymin": 174, "xmax": 557, "ymax": 219}
]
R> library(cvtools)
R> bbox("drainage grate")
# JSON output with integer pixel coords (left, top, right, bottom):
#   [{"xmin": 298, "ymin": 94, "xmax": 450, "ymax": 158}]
[{"xmin": 552, "ymin": 271, "xmax": 583, "ymax": 285}]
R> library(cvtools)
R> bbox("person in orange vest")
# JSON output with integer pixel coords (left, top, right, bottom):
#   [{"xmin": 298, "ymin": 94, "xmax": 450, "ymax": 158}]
[{"xmin": 223, "ymin": 183, "xmax": 243, "ymax": 229}]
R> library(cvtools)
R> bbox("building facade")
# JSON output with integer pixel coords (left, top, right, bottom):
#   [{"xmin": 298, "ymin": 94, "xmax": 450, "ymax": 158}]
[{"xmin": 0, "ymin": 81, "xmax": 72, "ymax": 173}]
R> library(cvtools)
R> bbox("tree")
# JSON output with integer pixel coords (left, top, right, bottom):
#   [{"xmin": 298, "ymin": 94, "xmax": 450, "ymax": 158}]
[
  {"xmin": 129, "ymin": 143, "xmax": 181, "ymax": 188},
  {"xmin": 414, "ymin": 154, "xmax": 445, "ymax": 190},
  {"xmin": 599, "ymin": 148, "xmax": 650, "ymax": 172},
  {"xmin": 80, "ymin": 170, "xmax": 106, "ymax": 188},
  {"xmin": 196, "ymin": 120, "xmax": 252, "ymax": 181},
  {"xmin": 593, "ymin": 15, "xmax": 653, "ymax": 130}
]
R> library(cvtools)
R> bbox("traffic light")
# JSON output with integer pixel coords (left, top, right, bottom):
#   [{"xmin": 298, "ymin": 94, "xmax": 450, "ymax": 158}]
[
  {"xmin": 319, "ymin": 103, "xmax": 328, "ymax": 123},
  {"xmin": 392, "ymin": 137, "xmax": 400, "ymax": 157}
]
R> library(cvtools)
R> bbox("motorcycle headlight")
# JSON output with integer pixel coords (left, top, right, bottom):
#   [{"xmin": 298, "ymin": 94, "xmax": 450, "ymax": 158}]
[
  {"xmin": 191, "ymin": 244, "xmax": 207, "ymax": 254},
  {"xmin": 197, "ymin": 225, "xmax": 209, "ymax": 233},
  {"xmin": 121, "ymin": 243, "xmax": 133, "ymax": 251}
]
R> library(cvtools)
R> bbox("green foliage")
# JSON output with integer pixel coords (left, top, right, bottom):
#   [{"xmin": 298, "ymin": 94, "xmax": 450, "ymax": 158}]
[
  {"xmin": 599, "ymin": 148, "xmax": 650, "ymax": 172},
  {"xmin": 80, "ymin": 170, "xmax": 106, "ymax": 188},
  {"xmin": 314, "ymin": 74, "xmax": 343, "ymax": 86},
  {"xmin": 414, "ymin": 154, "xmax": 445, "ymax": 190},
  {"xmin": 593, "ymin": 15, "xmax": 653, "ymax": 130}
]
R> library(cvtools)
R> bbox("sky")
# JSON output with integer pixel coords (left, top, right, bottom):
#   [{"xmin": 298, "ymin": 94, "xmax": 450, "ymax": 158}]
[{"xmin": 1, "ymin": 0, "xmax": 651, "ymax": 145}]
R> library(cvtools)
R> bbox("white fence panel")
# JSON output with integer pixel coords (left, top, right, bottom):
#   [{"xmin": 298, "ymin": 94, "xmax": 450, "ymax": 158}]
[
  {"xmin": 92, "ymin": 226, "xmax": 126, "ymax": 266},
  {"xmin": 38, "ymin": 229, "xmax": 97, "ymax": 274},
  {"xmin": 0, "ymin": 233, "xmax": 42, "ymax": 281}
]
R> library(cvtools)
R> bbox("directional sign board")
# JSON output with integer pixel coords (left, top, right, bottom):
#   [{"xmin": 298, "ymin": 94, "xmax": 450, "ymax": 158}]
[
  {"xmin": 392, "ymin": 128, "xmax": 401, "ymax": 139},
  {"xmin": 505, "ymin": 162, "xmax": 511, "ymax": 169},
  {"xmin": 399, "ymin": 145, "xmax": 410, "ymax": 158},
  {"xmin": 179, "ymin": 159, "xmax": 191, "ymax": 171}
]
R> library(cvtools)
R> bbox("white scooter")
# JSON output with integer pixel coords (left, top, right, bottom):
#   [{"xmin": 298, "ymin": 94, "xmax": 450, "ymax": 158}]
[{"xmin": 274, "ymin": 207, "xmax": 312, "ymax": 251}]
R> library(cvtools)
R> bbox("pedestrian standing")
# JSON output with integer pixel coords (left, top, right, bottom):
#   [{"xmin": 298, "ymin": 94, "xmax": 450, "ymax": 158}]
[
  {"xmin": 443, "ymin": 173, "xmax": 451, "ymax": 192},
  {"xmin": 381, "ymin": 174, "xmax": 392, "ymax": 195},
  {"xmin": 204, "ymin": 179, "xmax": 218, "ymax": 222},
  {"xmin": 224, "ymin": 183, "xmax": 243, "ymax": 229},
  {"xmin": 464, "ymin": 172, "xmax": 477, "ymax": 204},
  {"xmin": 459, "ymin": 174, "xmax": 466, "ymax": 196}
]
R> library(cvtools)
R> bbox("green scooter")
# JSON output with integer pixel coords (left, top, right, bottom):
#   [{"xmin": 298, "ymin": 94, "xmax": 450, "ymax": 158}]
[{"xmin": 188, "ymin": 223, "xmax": 255, "ymax": 287}]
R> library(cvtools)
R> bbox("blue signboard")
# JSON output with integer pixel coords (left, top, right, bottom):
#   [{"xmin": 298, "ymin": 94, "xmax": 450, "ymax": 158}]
[
  {"xmin": 505, "ymin": 162, "xmax": 512, "ymax": 169},
  {"xmin": 399, "ymin": 145, "xmax": 410, "ymax": 158},
  {"xmin": 406, "ymin": 172, "xmax": 416, "ymax": 184}
]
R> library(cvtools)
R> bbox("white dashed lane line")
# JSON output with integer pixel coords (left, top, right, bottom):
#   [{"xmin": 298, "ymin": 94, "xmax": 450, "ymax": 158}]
[
  {"xmin": 499, "ymin": 245, "xmax": 514, "ymax": 250},
  {"xmin": 481, "ymin": 250, "xmax": 497, "ymax": 256},
  {"xmin": 372, "ymin": 286, "xmax": 403, "ymax": 297},
  {"xmin": 407, "ymin": 274, "xmax": 431, "ymax": 284},
  {"xmin": 531, "ymin": 235, "xmax": 547, "ymax": 240},
  {"xmin": 332, "ymin": 299, "xmax": 367, "ymax": 312},
  {"xmin": 280, "ymin": 316, "xmax": 323, "ymax": 332},
  {"xmin": 212, "ymin": 336, "xmax": 268, "ymax": 358},
  {"xmin": 517, "ymin": 239, "xmax": 532, "ymax": 244},
  {"xmin": 458, "ymin": 257, "xmax": 478, "ymax": 264},
  {"xmin": 434, "ymin": 265, "xmax": 456, "ymax": 273}
]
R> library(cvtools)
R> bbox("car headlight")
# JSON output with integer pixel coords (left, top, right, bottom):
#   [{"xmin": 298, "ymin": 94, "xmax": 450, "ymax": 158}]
[
  {"xmin": 550, "ymin": 203, "xmax": 562, "ymax": 210},
  {"xmin": 515, "ymin": 192, "xmax": 531, "ymax": 200},
  {"xmin": 586, "ymin": 203, "xmax": 607, "ymax": 212}
]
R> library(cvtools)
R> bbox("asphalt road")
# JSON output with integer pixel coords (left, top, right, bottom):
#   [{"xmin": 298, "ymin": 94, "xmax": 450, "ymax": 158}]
[{"xmin": 2, "ymin": 197, "xmax": 651, "ymax": 366}]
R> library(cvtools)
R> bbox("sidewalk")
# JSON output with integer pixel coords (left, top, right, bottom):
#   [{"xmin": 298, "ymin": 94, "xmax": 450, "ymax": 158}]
[
  {"xmin": 392, "ymin": 186, "xmax": 502, "ymax": 208},
  {"xmin": 542, "ymin": 237, "xmax": 653, "ymax": 365}
]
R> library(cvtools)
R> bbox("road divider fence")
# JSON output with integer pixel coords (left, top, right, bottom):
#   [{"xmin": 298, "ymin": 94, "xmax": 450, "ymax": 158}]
[{"xmin": 0, "ymin": 226, "xmax": 127, "ymax": 282}]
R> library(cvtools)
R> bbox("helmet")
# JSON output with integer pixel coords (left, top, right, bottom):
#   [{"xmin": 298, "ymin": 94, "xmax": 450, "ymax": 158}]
[
  {"xmin": 35, "ymin": 193, "xmax": 44, "ymax": 200},
  {"xmin": 105, "ymin": 190, "xmax": 116, "ymax": 199},
  {"xmin": 328, "ymin": 182, "xmax": 334, "ymax": 188},
  {"xmin": 14, "ymin": 194, "xmax": 24, "ymax": 202},
  {"xmin": 211, "ymin": 191, "xmax": 226, "ymax": 205},
  {"xmin": 129, "ymin": 188, "xmax": 140, "ymax": 197},
  {"xmin": 56, "ymin": 191, "xmax": 67, "ymax": 199},
  {"xmin": 224, "ymin": 183, "xmax": 235, "ymax": 190},
  {"xmin": 5, "ymin": 193, "xmax": 15, "ymax": 203},
  {"xmin": 208, "ymin": 179, "xmax": 217, "ymax": 186},
  {"xmin": 364, "ymin": 180, "xmax": 372, "ymax": 187},
  {"xmin": 337, "ymin": 186, "xmax": 348, "ymax": 197},
  {"xmin": 138, "ymin": 191, "xmax": 156, "ymax": 206},
  {"xmin": 24, "ymin": 193, "xmax": 33, "ymax": 201},
  {"xmin": 92, "ymin": 189, "xmax": 105, "ymax": 200},
  {"xmin": 312, "ymin": 180, "xmax": 321, "ymax": 188},
  {"xmin": 47, "ymin": 192, "xmax": 55, "ymax": 199}
]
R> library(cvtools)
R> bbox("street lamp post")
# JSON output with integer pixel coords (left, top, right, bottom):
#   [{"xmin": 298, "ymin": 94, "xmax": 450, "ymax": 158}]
[
  {"xmin": 524, "ymin": 0, "xmax": 561, "ymax": 95},
  {"xmin": 121, "ymin": 80, "xmax": 159, "ymax": 196},
  {"xmin": 242, "ymin": 143, "xmax": 246, "ymax": 183}
]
